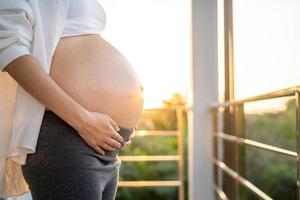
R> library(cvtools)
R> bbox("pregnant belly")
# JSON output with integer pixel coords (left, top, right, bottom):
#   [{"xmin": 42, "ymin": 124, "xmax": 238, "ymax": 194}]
[{"xmin": 50, "ymin": 34, "xmax": 144, "ymax": 129}]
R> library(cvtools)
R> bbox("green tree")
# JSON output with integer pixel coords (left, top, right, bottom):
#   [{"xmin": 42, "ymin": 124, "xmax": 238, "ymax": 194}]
[
  {"xmin": 116, "ymin": 92, "xmax": 188, "ymax": 200},
  {"xmin": 240, "ymin": 100, "xmax": 297, "ymax": 199}
]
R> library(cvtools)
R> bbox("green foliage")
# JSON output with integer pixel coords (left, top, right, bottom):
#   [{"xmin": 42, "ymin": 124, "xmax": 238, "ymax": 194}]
[
  {"xmin": 116, "ymin": 187, "xmax": 178, "ymax": 200},
  {"xmin": 116, "ymin": 92, "xmax": 188, "ymax": 200},
  {"xmin": 240, "ymin": 100, "xmax": 297, "ymax": 199}
]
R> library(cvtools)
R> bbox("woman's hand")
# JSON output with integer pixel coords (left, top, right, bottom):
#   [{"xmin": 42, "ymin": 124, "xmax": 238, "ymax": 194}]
[
  {"xmin": 123, "ymin": 125, "xmax": 137, "ymax": 148},
  {"xmin": 1, "ymin": 53, "xmax": 129, "ymax": 155},
  {"xmin": 75, "ymin": 110, "xmax": 124, "ymax": 155},
  {"xmin": 123, "ymin": 133, "xmax": 135, "ymax": 148}
]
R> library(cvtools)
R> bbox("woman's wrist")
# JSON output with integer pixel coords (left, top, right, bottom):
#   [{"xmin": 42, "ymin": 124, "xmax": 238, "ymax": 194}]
[{"xmin": 67, "ymin": 104, "xmax": 90, "ymax": 131}]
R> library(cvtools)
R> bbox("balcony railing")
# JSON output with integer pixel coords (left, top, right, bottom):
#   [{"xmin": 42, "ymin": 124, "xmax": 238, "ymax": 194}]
[
  {"xmin": 210, "ymin": 86, "xmax": 300, "ymax": 200},
  {"xmin": 117, "ymin": 106, "xmax": 186, "ymax": 200}
]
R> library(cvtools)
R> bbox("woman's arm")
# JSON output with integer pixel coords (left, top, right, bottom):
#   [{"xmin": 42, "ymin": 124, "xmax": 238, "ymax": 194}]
[
  {"xmin": 4, "ymin": 55, "xmax": 124, "ymax": 155},
  {"xmin": 0, "ymin": 1, "xmax": 123, "ymax": 154},
  {"xmin": 4, "ymin": 55, "xmax": 89, "ymax": 131}
]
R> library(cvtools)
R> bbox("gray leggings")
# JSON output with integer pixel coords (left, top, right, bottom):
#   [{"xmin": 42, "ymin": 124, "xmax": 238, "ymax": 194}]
[{"xmin": 21, "ymin": 110, "xmax": 134, "ymax": 200}]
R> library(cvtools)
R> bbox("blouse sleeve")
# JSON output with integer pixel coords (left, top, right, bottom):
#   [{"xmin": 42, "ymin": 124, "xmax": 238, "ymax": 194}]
[{"xmin": 0, "ymin": 0, "xmax": 35, "ymax": 72}]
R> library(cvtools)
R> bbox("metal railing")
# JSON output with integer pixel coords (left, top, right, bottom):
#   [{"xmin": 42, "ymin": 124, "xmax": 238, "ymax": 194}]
[
  {"xmin": 210, "ymin": 86, "xmax": 300, "ymax": 200},
  {"xmin": 117, "ymin": 106, "xmax": 186, "ymax": 200}
]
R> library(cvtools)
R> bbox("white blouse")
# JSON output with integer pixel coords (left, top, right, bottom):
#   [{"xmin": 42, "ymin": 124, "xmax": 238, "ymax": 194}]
[
  {"xmin": 61, "ymin": 0, "xmax": 106, "ymax": 38},
  {"xmin": 0, "ymin": 0, "xmax": 71, "ymax": 198}
]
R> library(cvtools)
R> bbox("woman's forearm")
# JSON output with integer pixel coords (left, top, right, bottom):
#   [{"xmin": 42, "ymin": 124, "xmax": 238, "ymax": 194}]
[{"xmin": 4, "ymin": 54, "xmax": 88, "ymax": 130}]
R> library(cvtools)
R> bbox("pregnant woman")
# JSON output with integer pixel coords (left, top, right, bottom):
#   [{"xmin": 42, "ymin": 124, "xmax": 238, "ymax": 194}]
[{"xmin": 0, "ymin": 0, "xmax": 144, "ymax": 200}]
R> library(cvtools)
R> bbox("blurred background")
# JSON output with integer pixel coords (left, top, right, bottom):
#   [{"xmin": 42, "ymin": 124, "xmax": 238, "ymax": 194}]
[
  {"xmin": 100, "ymin": 1, "xmax": 190, "ymax": 199},
  {"xmin": 5, "ymin": 0, "xmax": 300, "ymax": 199}
]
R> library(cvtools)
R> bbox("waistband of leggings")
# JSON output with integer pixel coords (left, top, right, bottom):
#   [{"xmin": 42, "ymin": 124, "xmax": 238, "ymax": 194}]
[{"xmin": 44, "ymin": 109, "xmax": 135, "ymax": 134}]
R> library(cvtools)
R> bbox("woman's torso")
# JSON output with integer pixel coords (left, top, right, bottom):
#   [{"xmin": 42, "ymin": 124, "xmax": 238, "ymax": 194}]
[{"xmin": 50, "ymin": 34, "xmax": 144, "ymax": 129}]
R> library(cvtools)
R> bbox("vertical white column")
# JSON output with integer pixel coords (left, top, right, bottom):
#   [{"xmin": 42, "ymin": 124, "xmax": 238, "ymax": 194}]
[{"xmin": 187, "ymin": 0, "xmax": 219, "ymax": 199}]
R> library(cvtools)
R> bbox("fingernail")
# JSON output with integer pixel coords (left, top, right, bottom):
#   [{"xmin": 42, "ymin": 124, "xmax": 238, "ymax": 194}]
[
  {"xmin": 117, "ymin": 126, "xmax": 120, "ymax": 131},
  {"xmin": 102, "ymin": 152, "xmax": 105, "ymax": 155}
]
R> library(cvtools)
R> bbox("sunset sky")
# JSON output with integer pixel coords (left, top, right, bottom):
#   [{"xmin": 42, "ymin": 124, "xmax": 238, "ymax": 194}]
[
  {"xmin": 100, "ymin": 0, "xmax": 191, "ymax": 109},
  {"xmin": 12, "ymin": 1, "xmax": 300, "ymax": 200},
  {"xmin": 233, "ymin": 0, "xmax": 300, "ymax": 113},
  {"xmin": 100, "ymin": 0, "xmax": 300, "ymax": 112},
  {"xmin": 233, "ymin": 0, "xmax": 300, "ymax": 99}
]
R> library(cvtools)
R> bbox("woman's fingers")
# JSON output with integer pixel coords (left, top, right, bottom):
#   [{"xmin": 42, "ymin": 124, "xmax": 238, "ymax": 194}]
[
  {"xmin": 96, "ymin": 122, "xmax": 123, "ymax": 152},
  {"xmin": 107, "ymin": 118, "xmax": 124, "ymax": 142},
  {"xmin": 76, "ymin": 111, "xmax": 127, "ymax": 155},
  {"xmin": 130, "ymin": 132, "xmax": 135, "ymax": 139},
  {"xmin": 105, "ymin": 137, "xmax": 122, "ymax": 149},
  {"xmin": 110, "ymin": 119, "xmax": 120, "ymax": 132},
  {"xmin": 124, "ymin": 133, "xmax": 135, "ymax": 148},
  {"xmin": 93, "ymin": 145, "xmax": 105, "ymax": 155},
  {"xmin": 123, "ymin": 139, "xmax": 131, "ymax": 148},
  {"xmin": 101, "ymin": 142, "xmax": 116, "ymax": 151},
  {"xmin": 108, "ymin": 126, "xmax": 124, "ymax": 143}
]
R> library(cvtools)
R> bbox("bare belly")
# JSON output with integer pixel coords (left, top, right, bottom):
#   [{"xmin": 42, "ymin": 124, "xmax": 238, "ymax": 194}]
[{"xmin": 50, "ymin": 34, "xmax": 144, "ymax": 129}]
